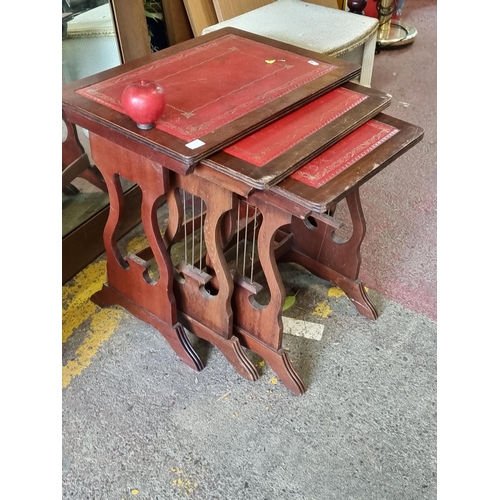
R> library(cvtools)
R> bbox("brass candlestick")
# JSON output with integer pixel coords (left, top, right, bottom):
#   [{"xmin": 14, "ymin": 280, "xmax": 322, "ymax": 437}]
[{"xmin": 377, "ymin": 0, "xmax": 417, "ymax": 48}]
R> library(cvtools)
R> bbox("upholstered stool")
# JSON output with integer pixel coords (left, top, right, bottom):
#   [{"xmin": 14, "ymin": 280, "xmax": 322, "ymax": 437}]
[
  {"xmin": 202, "ymin": 0, "xmax": 379, "ymax": 86},
  {"xmin": 62, "ymin": 3, "xmax": 121, "ymax": 83}
]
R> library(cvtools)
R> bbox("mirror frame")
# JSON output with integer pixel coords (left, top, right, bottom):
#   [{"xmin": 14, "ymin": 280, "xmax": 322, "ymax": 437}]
[{"xmin": 62, "ymin": 0, "xmax": 193, "ymax": 284}]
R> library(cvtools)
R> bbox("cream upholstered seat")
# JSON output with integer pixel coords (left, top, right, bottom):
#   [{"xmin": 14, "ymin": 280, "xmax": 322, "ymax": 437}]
[{"xmin": 201, "ymin": 0, "xmax": 379, "ymax": 87}]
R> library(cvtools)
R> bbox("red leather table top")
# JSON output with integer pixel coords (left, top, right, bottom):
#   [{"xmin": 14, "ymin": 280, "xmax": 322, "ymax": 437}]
[
  {"xmin": 290, "ymin": 119, "xmax": 399, "ymax": 188},
  {"xmin": 62, "ymin": 29, "xmax": 360, "ymax": 167},
  {"xmin": 202, "ymin": 83, "xmax": 392, "ymax": 189},
  {"xmin": 271, "ymin": 114, "xmax": 424, "ymax": 212},
  {"xmin": 77, "ymin": 34, "xmax": 335, "ymax": 141},
  {"xmin": 224, "ymin": 87, "xmax": 368, "ymax": 167}
]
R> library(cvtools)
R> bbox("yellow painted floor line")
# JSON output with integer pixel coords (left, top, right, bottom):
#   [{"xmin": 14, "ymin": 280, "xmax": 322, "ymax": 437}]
[
  {"xmin": 62, "ymin": 308, "xmax": 125, "ymax": 388},
  {"xmin": 62, "ymin": 260, "xmax": 107, "ymax": 343},
  {"xmin": 62, "ymin": 259, "xmax": 126, "ymax": 388},
  {"xmin": 62, "ymin": 235, "xmax": 147, "ymax": 388}
]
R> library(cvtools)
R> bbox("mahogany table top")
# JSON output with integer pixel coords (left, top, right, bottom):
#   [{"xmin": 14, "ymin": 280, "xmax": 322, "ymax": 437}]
[{"xmin": 62, "ymin": 28, "xmax": 360, "ymax": 170}]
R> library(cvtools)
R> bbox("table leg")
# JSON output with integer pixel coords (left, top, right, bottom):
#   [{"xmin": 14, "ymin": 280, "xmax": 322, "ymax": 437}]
[
  {"xmin": 88, "ymin": 134, "xmax": 204, "ymax": 372},
  {"xmin": 279, "ymin": 188, "xmax": 378, "ymax": 320},
  {"xmin": 167, "ymin": 172, "xmax": 258, "ymax": 382},
  {"xmin": 232, "ymin": 197, "xmax": 306, "ymax": 395}
]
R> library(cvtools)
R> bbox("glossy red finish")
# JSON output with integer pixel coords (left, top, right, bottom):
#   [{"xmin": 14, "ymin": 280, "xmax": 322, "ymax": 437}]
[{"xmin": 121, "ymin": 80, "xmax": 166, "ymax": 129}]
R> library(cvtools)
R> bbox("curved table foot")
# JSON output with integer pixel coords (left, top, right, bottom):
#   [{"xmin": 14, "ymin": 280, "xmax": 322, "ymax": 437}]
[
  {"xmin": 92, "ymin": 285, "xmax": 204, "ymax": 372},
  {"xmin": 340, "ymin": 279, "xmax": 378, "ymax": 320},
  {"xmin": 236, "ymin": 328, "xmax": 306, "ymax": 395},
  {"xmin": 169, "ymin": 323, "xmax": 205, "ymax": 372},
  {"xmin": 179, "ymin": 312, "xmax": 259, "ymax": 382},
  {"xmin": 279, "ymin": 249, "xmax": 378, "ymax": 320}
]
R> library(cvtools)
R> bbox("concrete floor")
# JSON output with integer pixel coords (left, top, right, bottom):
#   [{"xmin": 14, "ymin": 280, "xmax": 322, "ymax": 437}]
[{"xmin": 62, "ymin": 2, "xmax": 437, "ymax": 499}]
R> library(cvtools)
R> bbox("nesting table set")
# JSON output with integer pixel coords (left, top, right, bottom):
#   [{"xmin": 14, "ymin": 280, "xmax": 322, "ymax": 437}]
[{"xmin": 63, "ymin": 28, "xmax": 423, "ymax": 394}]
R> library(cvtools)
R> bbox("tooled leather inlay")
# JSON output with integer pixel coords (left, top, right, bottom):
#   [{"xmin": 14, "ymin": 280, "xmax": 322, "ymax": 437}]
[
  {"xmin": 223, "ymin": 87, "xmax": 368, "ymax": 166},
  {"xmin": 76, "ymin": 34, "xmax": 336, "ymax": 141},
  {"xmin": 290, "ymin": 120, "xmax": 399, "ymax": 188}
]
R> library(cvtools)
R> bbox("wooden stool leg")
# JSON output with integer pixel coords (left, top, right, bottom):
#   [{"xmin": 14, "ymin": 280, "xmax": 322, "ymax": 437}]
[{"xmin": 279, "ymin": 188, "xmax": 378, "ymax": 319}]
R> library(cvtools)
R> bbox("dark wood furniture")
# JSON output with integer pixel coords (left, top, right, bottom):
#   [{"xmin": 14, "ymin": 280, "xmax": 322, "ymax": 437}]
[
  {"xmin": 199, "ymin": 111, "xmax": 423, "ymax": 394},
  {"xmin": 63, "ymin": 27, "xmax": 423, "ymax": 393},
  {"xmin": 63, "ymin": 27, "xmax": 360, "ymax": 375},
  {"xmin": 62, "ymin": 111, "xmax": 107, "ymax": 194}
]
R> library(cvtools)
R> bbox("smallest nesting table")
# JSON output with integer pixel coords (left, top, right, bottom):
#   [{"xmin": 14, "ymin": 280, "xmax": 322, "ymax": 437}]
[{"xmin": 200, "ymin": 113, "xmax": 423, "ymax": 394}]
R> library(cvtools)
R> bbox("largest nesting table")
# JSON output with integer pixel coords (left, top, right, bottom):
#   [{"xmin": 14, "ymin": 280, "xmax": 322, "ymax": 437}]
[{"xmin": 62, "ymin": 27, "xmax": 423, "ymax": 394}]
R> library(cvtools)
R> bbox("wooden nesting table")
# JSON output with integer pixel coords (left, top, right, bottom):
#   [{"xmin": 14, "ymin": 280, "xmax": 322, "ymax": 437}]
[{"xmin": 62, "ymin": 27, "xmax": 423, "ymax": 394}]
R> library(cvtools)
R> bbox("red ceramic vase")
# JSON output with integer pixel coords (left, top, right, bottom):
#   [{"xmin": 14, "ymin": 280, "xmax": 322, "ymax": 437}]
[{"xmin": 121, "ymin": 80, "xmax": 166, "ymax": 130}]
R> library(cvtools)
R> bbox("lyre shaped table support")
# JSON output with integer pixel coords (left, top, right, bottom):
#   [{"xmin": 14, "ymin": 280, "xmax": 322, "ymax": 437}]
[
  {"xmin": 89, "ymin": 134, "xmax": 260, "ymax": 380},
  {"xmin": 278, "ymin": 188, "xmax": 378, "ymax": 320},
  {"xmin": 89, "ymin": 134, "xmax": 204, "ymax": 372},
  {"xmin": 224, "ymin": 187, "xmax": 377, "ymax": 395},
  {"xmin": 230, "ymin": 195, "xmax": 306, "ymax": 395},
  {"xmin": 167, "ymin": 171, "xmax": 259, "ymax": 381}
]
